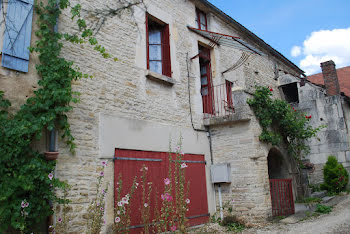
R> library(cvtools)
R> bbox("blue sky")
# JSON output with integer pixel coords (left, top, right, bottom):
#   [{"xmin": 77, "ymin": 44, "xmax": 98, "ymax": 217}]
[{"xmin": 208, "ymin": 0, "xmax": 350, "ymax": 75}]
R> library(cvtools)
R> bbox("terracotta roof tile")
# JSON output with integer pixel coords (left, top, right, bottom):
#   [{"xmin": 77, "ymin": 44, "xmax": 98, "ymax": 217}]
[{"xmin": 307, "ymin": 66, "xmax": 350, "ymax": 97}]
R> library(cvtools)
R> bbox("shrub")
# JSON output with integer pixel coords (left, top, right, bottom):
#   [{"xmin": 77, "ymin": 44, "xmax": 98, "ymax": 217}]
[
  {"xmin": 315, "ymin": 204, "xmax": 332, "ymax": 214},
  {"xmin": 321, "ymin": 156, "xmax": 349, "ymax": 193},
  {"xmin": 221, "ymin": 215, "xmax": 245, "ymax": 232}
]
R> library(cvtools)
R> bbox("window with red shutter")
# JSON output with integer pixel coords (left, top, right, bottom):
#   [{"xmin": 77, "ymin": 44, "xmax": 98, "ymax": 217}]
[
  {"xmin": 195, "ymin": 9, "xmax": 207, "ymax": 30},
  {"xmin": 146, "ymin": 14, "xmax": 171, "ymax": 77}
]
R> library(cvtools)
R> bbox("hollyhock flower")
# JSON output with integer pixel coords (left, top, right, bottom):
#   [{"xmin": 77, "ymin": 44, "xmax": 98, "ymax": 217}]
[
  {"xmin": 231, "ymin": 199, "xmax": 235, "ymax": 203},
  {"xmin": 97, "ymin": 202, "xmax": 100, "ymax": 206},
  {"xmin": 122, "ymin": 197, "xmax": 129, "ymax": 204},
  {"xmin": 117, "ymin": 210, "xmax": 121, "ymax": 215},
  {"xmin": 58, "ymin": 217, "xmax": 62, "ymax": 223},
  {"xmin": 185, "ymin": 198, "xmax": 190, "ymax": 204},
  {"xmin": 100, "ymin": 207, "xmax": 104, "ymax": 211},
  {"xmin": 270, "ymin": 88, "xmax": 273, "ymax": 92},
  {"xmin": 181, "ymin": 163, "xmax": 188, "ymax": 169},
  {"xmin": 170, "ymin": 226, "xmax": 177, "ymax": 231},
  {"xmin": 48, "ymin": 173, "xmax": 54, "ymax": 180},
  {"xmin": 175, "ymin": 146, "xmax": 180, "ymax": 152},
  {"xmin": 24, "ymin": 202, "xmax": 29, "ymax": 208},
  {"xmin": 164, "ymin": 178, "xmax": 170, "ymax": 185},
  {"xmin": 115, "ymin": 217, "xmax": 121, "ymax": 223},
  {"xmin": 144, "ymin": 166, "xmax": 148, "ymax": 171},
  {"xmin": 21, "ymin": 201, "xmax": 26, "ymax": 208},
  {"xmin": 144, "ymin": 203, "xmax": 148, "ymax": 207},
  {"xmin": 102, "ymin": 161, "xmax": 107, "ymax": 167},
  {"xmin": 100, "ymin": 171, "xmax": 104, "ymax": 177},
  {"xmin": 161, "ymin": 194, "xmax": 165, "ymax": 201},
  {"xmin": 117, "ymin": 201, "xmax": 123, "ymax": 207}
]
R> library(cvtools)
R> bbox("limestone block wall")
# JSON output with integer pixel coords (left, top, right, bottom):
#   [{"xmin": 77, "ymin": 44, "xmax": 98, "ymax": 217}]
[{"xmin": 210, "ymin": 118, "xmax": 272, "ymax": 223}]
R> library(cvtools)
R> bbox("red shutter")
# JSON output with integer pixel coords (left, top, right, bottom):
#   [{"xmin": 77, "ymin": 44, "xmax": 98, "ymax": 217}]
[
  {"xmin": 146, "ymin": 14, "xmax": 150, "ymax": 70},
  {"xmin": 162, "ymin": 24, "xmax": 171, "ymax": 77}
]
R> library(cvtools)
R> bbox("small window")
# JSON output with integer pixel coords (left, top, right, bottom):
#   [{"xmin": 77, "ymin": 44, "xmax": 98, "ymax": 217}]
[
  {"xmin": 280, "ymin": 82, "xmax": 299, "ymax": 103},
  {"xmin": 146, "ymin": 14, "xmax": 171, "ymax": 77},
  {"xmin": 195, "ymin": 9, "xmax": 207, "ymax": 30}
]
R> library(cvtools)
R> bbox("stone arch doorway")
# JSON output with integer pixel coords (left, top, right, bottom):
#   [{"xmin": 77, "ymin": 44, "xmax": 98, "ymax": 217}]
[
  {"xmin": 267, "ymin": 148, "xmax": 289, "ymax": 179},
  {"xmin": 267, "ymin": 147, "xmax": 295, "ymax": 216}
]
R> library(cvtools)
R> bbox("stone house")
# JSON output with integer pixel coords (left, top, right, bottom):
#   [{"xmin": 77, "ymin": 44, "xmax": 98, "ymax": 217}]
[{"xmin": 1, "ymin": 0, "xmax": 349, "ymax": 232}]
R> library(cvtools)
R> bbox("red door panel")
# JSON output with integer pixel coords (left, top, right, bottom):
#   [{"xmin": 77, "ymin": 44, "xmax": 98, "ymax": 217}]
[{"xmin": 114, "ymin": 149, "xmax": 208, "ymax": 233}]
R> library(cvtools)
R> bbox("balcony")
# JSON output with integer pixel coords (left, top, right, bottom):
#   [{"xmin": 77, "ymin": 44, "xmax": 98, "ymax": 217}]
[{"xmin": 202, "ymin": 84, "xmax": 253, "ymax": 126}]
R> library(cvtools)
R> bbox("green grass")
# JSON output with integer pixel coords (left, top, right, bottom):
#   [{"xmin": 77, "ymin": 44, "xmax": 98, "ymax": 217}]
[{"xmin": 296, "ymin": 197, "xmax": 322, "ymax": 204}]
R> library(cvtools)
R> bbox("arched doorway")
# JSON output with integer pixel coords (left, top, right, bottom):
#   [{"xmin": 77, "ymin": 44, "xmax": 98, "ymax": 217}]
[
  {"xmin": 267, "ymin": 148, "xmax": 295, "ymax": 216},
  {"xmin": 267, "ymin": 148, "xmax": 289, "ymax": 179}
]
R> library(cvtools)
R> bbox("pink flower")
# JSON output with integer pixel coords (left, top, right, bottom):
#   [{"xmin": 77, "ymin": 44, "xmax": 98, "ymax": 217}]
[
  {"xmin": 100, "ymin": 171, "xmax": 104, "ymax": 177},
  {"xmin": 48, "ymin": 173, "xmax": 54, "ymax": 180},
  {"xmin": 231, "ymin": 199, "xmax": 235, "ymax": 203},
  {"xmin": 100, "ymin": 207, "xmax": 104, "ymax": 211},
  {"xmin": 170, "ymin": 226, "xmax": 177, "ymax": 231},
  {"xmin": 185, "ymin": 198, "xmax": 190, "ymax": 204},
  {"xmin": 144, "ymin": 203, "xmax": 148, "ymax": 207},
  {"xmin": 115, "ymin": 216, "xmax": 121, "ymax": 223},
  {"xmin": 21, "ymin": 201, "xmax": 26, "ymax": 208},
  {"xmin": 117, "ymin": 201, "xmax": 123, "ymax": 207},
  {"xmin": 102, "ymin": 161, "xmax": 107, "ymax": 167},
  {"xmin": 164, "ymin": 178, "xmax": 170, "ymax": 185},
  {"xmin": 58, "ymin": 217, "xmax": 62, "ymax": 223},
  {"xmin": 161, "ymin": 193, "xmax": 173, "ymax": 202},
  {"xmin": 122, "ymin": 197, "xmax": 129, "ymax": 204},
  {"xmin": 181, "ymin": 163, "xmax": 188, "ymax": 169}
]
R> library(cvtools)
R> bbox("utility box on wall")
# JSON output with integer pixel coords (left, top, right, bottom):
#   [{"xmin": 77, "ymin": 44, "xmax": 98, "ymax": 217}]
[{"xmin": 211, "ymin": 163, "xmax": 231, "ymax": 183}]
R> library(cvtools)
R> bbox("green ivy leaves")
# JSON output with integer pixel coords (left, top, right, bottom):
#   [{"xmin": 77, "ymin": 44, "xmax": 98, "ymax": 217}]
[{"xmin": 247, "ymin": 86, "xmax": 324, "ymax": 160}]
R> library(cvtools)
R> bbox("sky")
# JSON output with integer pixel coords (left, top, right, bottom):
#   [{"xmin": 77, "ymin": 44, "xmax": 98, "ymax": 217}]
[{"xmin": 207, "ymin": 0, "xmax": 350, "ymax": 75}]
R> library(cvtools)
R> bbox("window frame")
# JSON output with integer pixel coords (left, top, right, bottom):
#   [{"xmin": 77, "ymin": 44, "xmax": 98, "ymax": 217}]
[
  {"xmin": 195, "ymin": 8, "xmax": 208, "ymax": 31},
  {"xmin": 146, "ymin": 14, "xmax": 172, "ymax": 77}
]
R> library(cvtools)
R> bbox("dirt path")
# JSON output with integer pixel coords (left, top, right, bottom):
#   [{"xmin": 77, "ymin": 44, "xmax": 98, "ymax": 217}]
[{"xmin": 242, "ymin": 195, "xmax": 350, "ymax": 234}]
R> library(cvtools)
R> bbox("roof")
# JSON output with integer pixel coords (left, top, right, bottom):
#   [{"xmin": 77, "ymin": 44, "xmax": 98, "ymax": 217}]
[
  {"xmin": 307, "ymin": 66, "xmax": 350, "ymax": 97},
  {"xmin": 197, "ymin": 0, "xmax": 305, "ymax": 76}
]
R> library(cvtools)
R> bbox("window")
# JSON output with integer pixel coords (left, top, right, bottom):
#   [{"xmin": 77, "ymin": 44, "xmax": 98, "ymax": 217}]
[
  {"xmin": 146, "ymin": 14, "xmax": 171, "ymax": 77},
  {"xmin": 195, "ymin": 9, "xmax": 207, "ymax": 30},
  {"xmin": 280, "ymin": 82, "xmax": 299, "ymax": 103}
]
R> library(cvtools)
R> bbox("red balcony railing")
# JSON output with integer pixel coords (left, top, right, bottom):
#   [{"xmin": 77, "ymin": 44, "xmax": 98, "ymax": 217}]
[{"xmin": 202, "ymin": 82, "xmax": 235, "ymax": 119}]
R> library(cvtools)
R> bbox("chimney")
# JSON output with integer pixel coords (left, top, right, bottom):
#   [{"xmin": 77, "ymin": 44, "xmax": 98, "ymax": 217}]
[{"xmin": 320, "ymin": 60, "xmax": 340, "ymax": 96}]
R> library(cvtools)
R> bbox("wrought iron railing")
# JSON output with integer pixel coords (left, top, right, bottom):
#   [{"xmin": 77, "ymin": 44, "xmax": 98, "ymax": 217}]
[{"xmin": 202, "ymin": 83, "xmax": 235, "ymax": 119}]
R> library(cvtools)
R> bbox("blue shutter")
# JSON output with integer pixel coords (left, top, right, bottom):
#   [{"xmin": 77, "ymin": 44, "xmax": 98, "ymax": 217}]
[{"xmin": 2, "ymin": 0, "xmax": 34, "ymax": 72}]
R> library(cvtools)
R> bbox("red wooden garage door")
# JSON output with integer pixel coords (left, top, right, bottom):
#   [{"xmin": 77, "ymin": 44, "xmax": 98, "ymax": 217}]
[{"xmin": 114, "ymin": 149, "xmax": 209, "ymax": 233}]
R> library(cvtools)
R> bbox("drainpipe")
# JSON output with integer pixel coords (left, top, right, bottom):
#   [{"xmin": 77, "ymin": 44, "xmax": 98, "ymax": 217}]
[{"xmin": 218, "ymin": 184, "xmax": 223, "ymax": 220}]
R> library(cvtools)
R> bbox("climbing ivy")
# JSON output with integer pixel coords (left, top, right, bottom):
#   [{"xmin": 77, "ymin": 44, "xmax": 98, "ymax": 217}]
[
  {"xmin": 247, "ymin": 86, "xmax": 324, "ymax": 161},
  {"xmin": 0, "ymin": 0, "xmax": 115, "ymax": 232}
]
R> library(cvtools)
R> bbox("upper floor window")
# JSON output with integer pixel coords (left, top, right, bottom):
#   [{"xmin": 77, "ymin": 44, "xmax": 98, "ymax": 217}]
[
  {"xmin": 195, "ymin": 9, "xmax": 207, "ymax": 30},
  {"xmin": 146, "ymin": 14, "xmax": 171, "ymax": 77}
]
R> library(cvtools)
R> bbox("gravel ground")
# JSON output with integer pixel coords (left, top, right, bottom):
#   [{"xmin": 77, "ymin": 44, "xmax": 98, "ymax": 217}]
[{"xmin": 192, "ymin": 195, "xmax": 350, "ymax": 234}]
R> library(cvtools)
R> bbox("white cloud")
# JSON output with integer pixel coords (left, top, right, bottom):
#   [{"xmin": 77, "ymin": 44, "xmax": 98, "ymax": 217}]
[
  {"xmin": 291, "ymin": 46, "xmax": 301, "ymax": 57},
  {"xmin": 294, "ymin": 28, "xmax": 350, "ymax": 75}
]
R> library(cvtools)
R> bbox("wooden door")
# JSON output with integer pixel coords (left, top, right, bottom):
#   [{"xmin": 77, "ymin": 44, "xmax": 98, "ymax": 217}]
[
  {"xmin": 114, "ymin": 149, "xmax": 209, "ymax": 233},
  {"xmin": 199, "ymin": 45, "xmax": 214, "ymax": 115}
]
